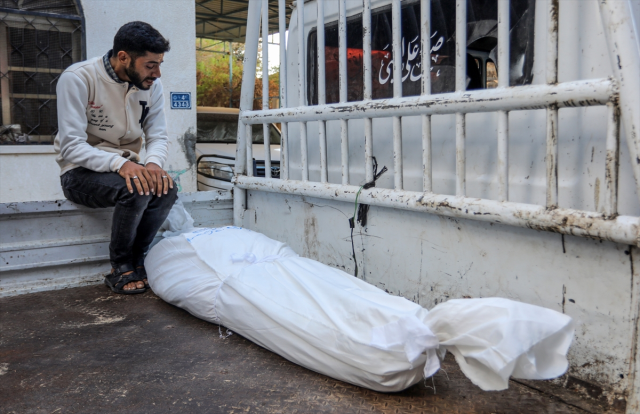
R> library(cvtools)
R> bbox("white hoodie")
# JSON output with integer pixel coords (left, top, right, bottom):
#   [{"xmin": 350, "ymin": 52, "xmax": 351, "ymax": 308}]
[{"xmin": 54, "ymin": 56, "xmax": 168, "ymax": 175}]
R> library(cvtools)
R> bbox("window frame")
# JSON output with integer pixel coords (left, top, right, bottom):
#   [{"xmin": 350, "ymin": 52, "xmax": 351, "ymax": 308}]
[{"xmin": 0, "ymin": 0, "xmax": 86, "ymax": 148}]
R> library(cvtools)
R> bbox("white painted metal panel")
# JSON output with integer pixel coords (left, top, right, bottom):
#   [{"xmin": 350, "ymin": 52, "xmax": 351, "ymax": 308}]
[
  {"xmin": 236, "ymin": 0, "xmax": 640, "ymax": 408},
  {"xmin": 243, "ymin": 190, "xmax": 635, "ymax": 398}
]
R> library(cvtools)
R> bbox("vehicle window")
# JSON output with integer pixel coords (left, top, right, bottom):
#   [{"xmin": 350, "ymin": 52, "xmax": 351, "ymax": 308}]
[
  {"xmin": 197, "ymin": 120, "xmax": 238, "ymax": 143},
  {"xmin": 307, "ymin": 14, "xmax": 363, "ymax": 104},
  {"xmin": 308, "ymin": 0, "xmax": 535, "ymax": 104},
  {"xmin": 251, "ymin": 124, "xmax": 281, "ymax": 145},
  {"xmin": 196, "ymin": 117, "xmax": 280, "ymax": 145}
]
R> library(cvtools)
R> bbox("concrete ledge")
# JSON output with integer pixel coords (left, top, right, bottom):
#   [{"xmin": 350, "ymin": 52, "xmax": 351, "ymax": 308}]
[
  {"xmin": 0, "ymin": 145, "xmax": 57, "ymax": 155},
  {"xmin": 0, "ymin": 191, "xmax": 233, "ymax": 297}
]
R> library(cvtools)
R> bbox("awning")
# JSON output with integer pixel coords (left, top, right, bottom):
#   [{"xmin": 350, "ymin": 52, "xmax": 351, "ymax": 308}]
[{"xmin": 195, "ymin": 0, "xmax": 294, "ymax": 42}]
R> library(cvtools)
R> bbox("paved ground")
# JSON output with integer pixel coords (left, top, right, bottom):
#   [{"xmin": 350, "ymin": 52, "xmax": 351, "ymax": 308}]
[{"xmin": 0, "ymin": 285, "xmax": 623, "ymax": 413}]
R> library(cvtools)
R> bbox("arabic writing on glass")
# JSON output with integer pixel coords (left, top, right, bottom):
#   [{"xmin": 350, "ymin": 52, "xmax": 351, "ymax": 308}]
[{"xmin": 378, "ymin": 31, "xmax": 445, "ymax": 85}]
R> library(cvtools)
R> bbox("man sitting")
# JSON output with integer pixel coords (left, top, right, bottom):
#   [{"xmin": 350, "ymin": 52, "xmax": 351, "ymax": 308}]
[{"xmin": 55, "ymin": 21, "xmax": 178, "ymax": 294}]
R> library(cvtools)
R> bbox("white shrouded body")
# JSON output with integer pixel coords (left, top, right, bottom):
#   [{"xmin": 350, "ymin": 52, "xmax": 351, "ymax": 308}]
[{"xmin": 146, "ymin": 227, "xmax": 574, "ymax": 392}]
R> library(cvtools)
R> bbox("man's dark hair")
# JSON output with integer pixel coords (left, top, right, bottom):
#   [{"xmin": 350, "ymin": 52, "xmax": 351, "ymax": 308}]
[{"xmin": 113, "ymin": 21, "xmax": 170, "ymax": 59}]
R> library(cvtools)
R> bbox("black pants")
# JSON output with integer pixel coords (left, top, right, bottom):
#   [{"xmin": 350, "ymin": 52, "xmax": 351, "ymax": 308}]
[{"xmin": 61, "ymin": 167, "xmax": 178, "ymax": 270}]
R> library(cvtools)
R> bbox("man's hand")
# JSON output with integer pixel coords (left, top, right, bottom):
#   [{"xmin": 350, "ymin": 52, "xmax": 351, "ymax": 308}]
[
  {"xmin": 146, "ymin": 162, "xmax": 174, "ymax": 197},
  {"xmin": 119, "ymin": 161, "xmax": 153, "ymax": 195}
]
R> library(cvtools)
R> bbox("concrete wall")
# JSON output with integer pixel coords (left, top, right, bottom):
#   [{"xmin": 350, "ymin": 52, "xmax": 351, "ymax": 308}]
[
  {"xmin": 0, "ymin": 147, "xmax": 63, "ymax": 203},
  {"xmin": 0, "ymin": 0, "xmax": 197, "ymax": 203}
]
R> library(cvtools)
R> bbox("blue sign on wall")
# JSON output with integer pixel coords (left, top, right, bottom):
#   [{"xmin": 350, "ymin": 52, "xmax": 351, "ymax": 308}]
[{"xmin": 170, "ymin": 92, "xmax": 191, "ymax": 109}]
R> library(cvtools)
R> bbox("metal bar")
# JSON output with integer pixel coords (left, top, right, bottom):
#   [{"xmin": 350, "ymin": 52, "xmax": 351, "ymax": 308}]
[
  {"xmin": 546, "ymin": 106, "xmax": 558, "ymax": 208},
  {"xmin": 455, "ymin": 0, "xmax": 467, "ymax": 92},
  {"xmin": 7, "ymin": 66, "xmax": 63, "ymax": 73},
  {"xmin": 455, "ymin": 0, "xmax": 467, "ymax": 197},
  {"xmin": 229, "ymin": 42, "xmax": 233, "ymax": 108},
  {"xmin": 629, "ymin": 245, "xmax": 640, "ymax": 414},
  {"xmin": 233, "ymin": 176, "xmax": 640, "ymax": 246},
  {"xmin": 590, "ymin": 13, "xmax": 640, "ymax": 400},
  {"xmin": 246, "ymin": 123, "xmax": 253, "ymax": 177},
  {"xmin": 297, "ymin": 0, "xmax": 308, "ymax": 181},
  {"xmin": 497, "ymin": 110, "xmax": 509, "ymax": 201},
  {"xmin": 239, "ymin": 78, "xmax": 614, "ymax": 123},
  {"xmin": 315, "ymin": 1, "xmax": 326, "ymax": 96},
  {"xmin": 422, "ymin": 115, "xmax": 432, "ymax": 192},
  {"xmin": 233, "ymin": 0, "xmax": 262, "ymax": 225},
  {"xmin": 339, "ymin": 0, "xmax": 349, "ymax": 185},
  {"xmin": 420, "ymin": 0, "xmax": 431, "ymax": 97},
  {"xmin": 301, "ymin": 122, "xmax": 309, "ymax": 181},
  {"xmin": 364, "ymin": 118, "xmax": 373, "ymax": 182},
  {"xmin": 262, "ymin": 1, "xmax": 272, "ymax": 179},
  {"xmin": 546, "ymin": 0, "xmax": 559, "ymax": 208},
  {"xmin": 317, "ymin": 0, "xmax": 328, "ymax": 183},
  {"xmin": 0, "ymin": 7, "xmax": 81, "ymax": 20},
  {"xmin": 497, "ymin": 0, "xmax": 510, "ymax": 202},
  {"xmin": 280, "ymin": 123, "xmax": 289, "ymax": 180},
  {"xmin": 318, "ymin": 121, "xmax": 328, "ymax": 182},
  {"xmin": 0, "ymin": 24, "xmax": 10, "ymax": 126},
  {"xmin": 598, "ymin": 0, "xmax": 640, "ymax": 230},
  {"xmin": 339, "ymin": 0, "xmax": 347, "ymax": 104},
  {"xmin": 392, "ymin": 0, "xmax": 403, "ymax": 190},
  {"xmin": 340, "ymin": 120, "xmax": 348, "ymax": 184},
  {"xmin": 195, "ymin": 13, "xmax": 249, "ymax": 25},
  {"xmin": 9, "ymin": 93, "xmax": 57, "ymax": 100},
  {"xmin": 604, "ymin": 103, "xmax": 620, "ymax": 217},
  {"xmin": 278, "ymin": 0, "xmax": 289, "ymax": 180},
  {"xmin": 393, "ymin": 115, "xmax": 403, "ymax": 190},
  {"xmin": 421, "ymin": 0, "xmax": 432, "ymax": 192},
  {"xmin": 363, "ymin": 0, "xmax": 373, "ymax": 183},
  {"xmin": 233, "ymin": 0, "xmax": 262, "ymax": 236},
  {"xmin": 194, "ymin": 46, "xmax": 227, "ymax": 54},
  {"xmin": 363, "ymin": 0, "xmax": 372, "ymax": 100},
  {"xmin": 455, "ymin": 113, "xmax": 465, "ymax": 196}
]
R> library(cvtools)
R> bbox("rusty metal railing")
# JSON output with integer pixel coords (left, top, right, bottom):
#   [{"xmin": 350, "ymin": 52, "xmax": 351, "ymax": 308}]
[{"xmin": 233, "ymin": 0, "xmax": 640, "ymax": 247}]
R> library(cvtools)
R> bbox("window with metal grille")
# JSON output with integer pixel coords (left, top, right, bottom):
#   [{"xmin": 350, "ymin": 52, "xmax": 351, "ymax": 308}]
[
  {"xmin": 0, "ymin": 0, "xmax": 85, "ymax": 145},
  {"xmin": 307, "ymin": 0, "xmax": 535, "ymax": 105}
]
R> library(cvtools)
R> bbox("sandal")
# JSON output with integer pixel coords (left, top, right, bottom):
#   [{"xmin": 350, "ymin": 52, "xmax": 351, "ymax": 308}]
[
  {"xmin": 135, "ymin": 264, "xmax": 149, "ymax": 288},
  {"xmin": 104, "ymin": 264, "xmax": 146, "ymax": 294}
]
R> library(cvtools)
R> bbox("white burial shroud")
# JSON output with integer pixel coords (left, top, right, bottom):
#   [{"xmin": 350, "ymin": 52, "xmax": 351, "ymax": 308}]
[{"xmin": 146, "ymin": 227, "xmax": 574, "ymax": 392}]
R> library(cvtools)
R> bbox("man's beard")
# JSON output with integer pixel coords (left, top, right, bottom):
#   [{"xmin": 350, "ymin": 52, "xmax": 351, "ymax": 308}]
[{"xmin": 125, "ymin": 61, "xmax": 155, "ymax": 90}]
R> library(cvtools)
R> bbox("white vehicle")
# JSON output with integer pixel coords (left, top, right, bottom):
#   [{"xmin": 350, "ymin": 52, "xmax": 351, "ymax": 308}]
[
  {"xmin": 195, "ymin": 107, "xmax": 281, "ymax": 191},
  {"xmin": 230, "ymin": 0, "xmax": 640, "ymax": 411}
]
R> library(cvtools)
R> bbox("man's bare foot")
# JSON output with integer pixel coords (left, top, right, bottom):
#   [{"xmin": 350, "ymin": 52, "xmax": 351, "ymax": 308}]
[{"xmin": 111, "ymin": 269, "xmax": 144, "ymax": 291}]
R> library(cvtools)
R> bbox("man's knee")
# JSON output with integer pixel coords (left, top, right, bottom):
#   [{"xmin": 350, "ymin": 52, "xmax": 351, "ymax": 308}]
[
  {"xmin": 167, "ymin": 185, "xmax": 179, "ymax": 206},
  {"xmin": 120, "ymin": 189, "xmax": 153, "ymax": 209},
  {"xmin": 157, "ymin": 185, "xmax": 179, "ymax": 208},
  {"xmin": 167, "ymin": 184, "xmax": 178, "ymax": 199}
]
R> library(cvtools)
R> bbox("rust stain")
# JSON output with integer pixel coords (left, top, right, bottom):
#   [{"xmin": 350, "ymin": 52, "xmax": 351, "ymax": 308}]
[{"xmin": 303, "ymin": 206, "xmax": 319, "ymax": 260}]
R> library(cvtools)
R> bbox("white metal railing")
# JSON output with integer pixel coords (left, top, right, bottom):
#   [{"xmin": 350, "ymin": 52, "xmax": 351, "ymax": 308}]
[{"xmin": 233, "ymin": 0, "xmax": 640, "ymax": 247}]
